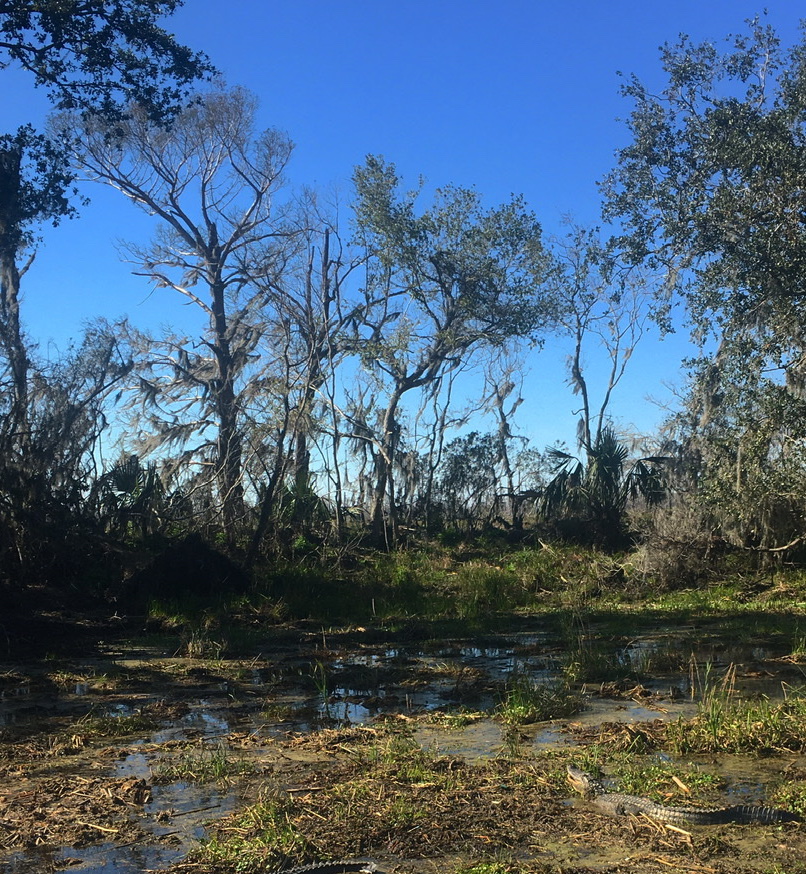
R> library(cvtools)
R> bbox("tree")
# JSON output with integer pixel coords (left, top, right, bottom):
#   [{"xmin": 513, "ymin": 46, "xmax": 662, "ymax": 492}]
[
  {"xmin": 550, "ymin": 225, "xmax": 651, "ymax": 452},
  {"xmin": 0, "ymin": 125, "xmax": 80, "ymax": 450},
  {"xmin": 479, "ymin": 351, "xmax": 529, "ymax": 529},
  {"xmin": 438, "ymin": 431, "xmax": 500, "ymax": 529},
  {"xmin": 1, "ymin": 0, "xmax": 213, "ymax": 121},
  {"xmin": 661, "ymin": 342, "xmax": 806, "ymax": 553},
  {"xmin": 604, "ymin": 17, "xmax": 806, "ymax": 549},
  {"xmin": 244, "ymin": 199, "xmax": 370, "ymax": 560},
  {"xmin": 0, "ymin": 323, "xmax": 131, "ymax": 584},
  {"xmin": 603, "ymin": 17, "xmax": 806, "ymax": 347},
  {"xmin": 541, "ymin": 426, "xmax": 667, "ymax": 547},
  {"xmin": 349, "ymin": 156, "xmax": 554, "ymax": 545},
  {"xmin": 0, "ymin": 2, "xmax": 211, "ymax": 587},
  {"xmin": 66, "ymin": 87, "xmax": 295, "ymax": 542}
]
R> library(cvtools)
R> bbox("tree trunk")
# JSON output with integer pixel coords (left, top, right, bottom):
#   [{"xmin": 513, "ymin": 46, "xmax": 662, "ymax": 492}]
[
  {"xmin": 0, "ymin": 148, "xmax": 29, "ymax": 451},
  {"xmin": 370, "ymin": 391, "xmax": 403, "ymax": 547},
  {"xmin": 208, "ymin": 240, "xmax": 244, "ymax": 544}
]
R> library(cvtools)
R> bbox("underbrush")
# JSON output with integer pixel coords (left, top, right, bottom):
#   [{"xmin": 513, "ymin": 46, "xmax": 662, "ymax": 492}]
[
  {"xmin": 140, "ymin": 537, "xmax": 806, "ymax": 662},
  {"xmin": 244, "ymin": 540, "xmax": 644, "ymax": 625}
]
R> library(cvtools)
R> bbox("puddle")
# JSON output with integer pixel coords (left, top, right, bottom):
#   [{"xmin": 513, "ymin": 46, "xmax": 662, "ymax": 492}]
[
  {"xmin": 414, "ymin": 718, "xmax": 505, "ymax": 759},
  {"xmin": 7, "ymin": 841, "xmax": 185, "ymax": 874},
  {"xmin": 3, "ymin": 621, "xmax": 805, "ymax": 873}
]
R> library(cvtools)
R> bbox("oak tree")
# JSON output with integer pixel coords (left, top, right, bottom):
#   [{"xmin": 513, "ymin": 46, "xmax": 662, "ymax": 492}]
[{"xmin": 350, "ymin": 156, "xmax": 554, "ymax": 544}]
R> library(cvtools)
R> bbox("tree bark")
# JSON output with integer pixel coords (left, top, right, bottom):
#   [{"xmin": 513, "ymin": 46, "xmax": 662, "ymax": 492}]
[
  {"xmin": 0, "ymin": 148, "xmax": 30, "ymax": 451},
  {"xmin": 207, "ymin": 227, "xmax": 244, "ymax": 542}
]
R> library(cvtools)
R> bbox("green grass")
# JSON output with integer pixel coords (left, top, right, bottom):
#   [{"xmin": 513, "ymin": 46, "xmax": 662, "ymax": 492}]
[
  {"xmin": 75, "ymin": 710, "xmax": 158, "ymax": 738},
  {"xmin": 496, "ymin": 669, "xmax": 582, "ymax": 725},
  {"xmin": 154, "ymin": 741, "xmax": 255, "ymax": 783},
  {"xmin": 665, "ymin": 670, "xmax": 806, "ymax": 754},
  {"xmin": 190, "ymin": 792, "xmax": 308, "ymax": 870},
  {"xmin": 770, "ymin": 777, "xmax": 806, "ymax": 818},
  {"xmin": 566, "ymin": 750, "xmax": 722, "ymax": 805}
]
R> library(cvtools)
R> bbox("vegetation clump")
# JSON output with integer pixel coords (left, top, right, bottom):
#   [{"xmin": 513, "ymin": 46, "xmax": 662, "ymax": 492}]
[{"xmin": 497, "ymin": 670, "xmax": 582, "ymax": 725}]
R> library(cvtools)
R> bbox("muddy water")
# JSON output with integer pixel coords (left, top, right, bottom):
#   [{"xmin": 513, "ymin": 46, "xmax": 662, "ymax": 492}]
[{"xmin": 1, "ymin": 624, "xmax": 804, "ymax": 873}]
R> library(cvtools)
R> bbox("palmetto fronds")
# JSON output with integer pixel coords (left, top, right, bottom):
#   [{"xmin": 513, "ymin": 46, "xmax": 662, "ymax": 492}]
[{"xmin": 541, "ymin": 426, "xmax": 668, "ymax": 544}]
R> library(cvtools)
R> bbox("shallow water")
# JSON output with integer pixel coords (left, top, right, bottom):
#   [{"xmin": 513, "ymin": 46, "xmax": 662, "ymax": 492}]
[{"xmin": 2, "ymin": 621, "xmax": 804, "ymax": 873}]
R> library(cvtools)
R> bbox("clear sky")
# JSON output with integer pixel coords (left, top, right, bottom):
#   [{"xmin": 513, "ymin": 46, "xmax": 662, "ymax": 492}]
[{"xmin": 2, "ymin": 1, "xmax": 803, "ymax": 453}]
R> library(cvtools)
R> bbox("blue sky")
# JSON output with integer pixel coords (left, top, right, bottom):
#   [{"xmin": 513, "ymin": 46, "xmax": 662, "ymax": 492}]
[{"xmin": 3, "ymin": 1, "xmax": 803, "ymax": 452}]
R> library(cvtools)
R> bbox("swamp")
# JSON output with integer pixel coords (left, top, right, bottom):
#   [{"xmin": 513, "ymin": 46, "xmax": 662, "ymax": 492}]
[
  {"xmin": 6, "ymin": 6, "xmax": 806, "ymax": 874},
  {"xmin": 4, "ymin": 543, "xmax": 806, "ymax": 874}
]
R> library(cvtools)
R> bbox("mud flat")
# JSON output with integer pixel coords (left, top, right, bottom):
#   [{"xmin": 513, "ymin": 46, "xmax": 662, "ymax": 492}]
[{"xmin": 1, "ymin": 619, "xmax": 805, "ymax": 873}]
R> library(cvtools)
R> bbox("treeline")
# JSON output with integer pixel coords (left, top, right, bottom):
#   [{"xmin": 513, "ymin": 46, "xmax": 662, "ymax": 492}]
[{"xmin": 1, "ymin": 6, "xmax": 806, "ymax": 594}]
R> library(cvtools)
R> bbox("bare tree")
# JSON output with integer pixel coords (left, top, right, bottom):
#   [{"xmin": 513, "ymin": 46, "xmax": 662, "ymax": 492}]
[
  {"xmin": 63, "ymin": 86, "xmax": 295, "ymax": 543},
  {"xmin": 551, "ymin": 225, "xmax": 651, "ymax": 454},
  {"xmin": 480, "ymin": 350, "xmax": 529, "ymax": 529}
]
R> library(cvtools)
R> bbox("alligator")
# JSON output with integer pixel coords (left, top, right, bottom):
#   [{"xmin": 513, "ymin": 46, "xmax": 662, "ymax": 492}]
[
  {"xmin": 567, "ymin": 764, "xmax": 801, "ymax": 826},
  {"xmin": 281, "ymin": 862, "xmax": 377, "ymax": 874}
]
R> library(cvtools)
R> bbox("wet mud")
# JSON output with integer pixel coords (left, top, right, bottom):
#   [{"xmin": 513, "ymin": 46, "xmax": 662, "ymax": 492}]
[{"xmin": 1, "ymin": 620, "xmax": 805, "ymax": 873}]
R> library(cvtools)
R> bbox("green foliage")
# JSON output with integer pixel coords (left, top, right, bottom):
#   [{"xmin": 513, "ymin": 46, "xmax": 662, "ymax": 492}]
[
  {"xmin": 0, "ymin": 124, "xmax": 82, "ymax": 252},
  {"xmin": 540, "ymin": 426, "xmax": 667, "ymax": 546},
  {"xmin": 450, "ymin": 562, "xmax": 526, "ymax": 619},
  {"xmin": 496, "ymin": 669, "xmax": 582, "ymax": 724},
  {"xmin": 190, "ymin": 792, "xmax": 307, "ymax": 869},
  {"xmin": 155, "ymin": 741, "xmax": 254, "ymax": 783},
  {"xmin": 771, "ymin": 777, "xmax": 806, "ymax": 819},
  {"xmin": 349, "ymin": 156, "xmax": 559, "ymax": 545},
  {"xmin": 666, "ymin": 669, "xmax": 806, "ymax": 754},
  {"xmin": 94, "ymin": 454, "xmax": 166, "ymax": 537},
  {"xmin": 352, "ymin": 155, "xmax": 554, "ymax": 344},
  {"xmin": 276, "ymin": 473, "xmax": 331, "ymax": 532},
  {"xmin": 1, "ymin": 0, "xmax": 214, "ymax": 121},
  {"xmin": 605, "ymin": 17, "xmax": 806, "ymax": 552},
  {"xmin": 437, "ymin": 431, "xmax": 501, "ymax": 528}
]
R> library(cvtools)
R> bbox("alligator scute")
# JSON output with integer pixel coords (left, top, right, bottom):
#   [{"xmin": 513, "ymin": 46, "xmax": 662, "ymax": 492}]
[
  {"xmin": 281, "ymin": 862, "xmax": 378, "ymax": 874},
  {"xmin": 567, "ymin": 764, "xmax": 800, "ymax": 826}
]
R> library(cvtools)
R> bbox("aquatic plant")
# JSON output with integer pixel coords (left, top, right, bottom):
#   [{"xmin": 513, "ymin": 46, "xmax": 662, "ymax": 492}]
[
  {"xmin": 496, "ymin": 668, "xmax": 581, "ymax": 725},
  {"xmin": 154, "ymin": 740, "xmax": 254, "ymax": 783},
  {"xmin": 666, "ymin": 667, "xmax": 806, "ymax": 754}
]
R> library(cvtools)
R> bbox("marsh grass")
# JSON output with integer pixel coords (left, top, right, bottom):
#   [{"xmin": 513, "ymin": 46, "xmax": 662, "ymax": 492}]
[
  {"xmin": 76, "ymin": 710, "xmax": 157, "ymax": 738},
  {"xmin": 771, "ymin": 776, "xmax": 806, "ymax": 818},
  {"xmin": 496, "ymin": 668, "xmax": 582, "ymax": 725},
  {"xmin": 181, "ymin": 626, "xmax": 227, "ymax": 659},
  {"xmin": 376, "ymin": 733, "xmax": 451, "ymax": 783},
  {"xmin": 424, "ymin": 709, "xmax": 486, "ymax": 728},
  {"xmin": 787, "ymin": 629, "xmax": 806, "ymax": 662},
  {"xmin": 450, "ymin": 563, "xmax": 527, "ymax": 619},
  {"xmin": 567, "ymin": 750, "xmax": 720, "ymax": 803},
  {"xmin": 310, "ymin": 659, "xmax": 331, "ymax": 718},
  {"xmin": 665, "ymin": 664, "xmax": 806, "ymax": 754},
  {"xmin": 155, "ymin": 741, "xmax": 255, "ymax": 783},
  {"xmin": 611, "ymin": 760, "xmax": 720, "ymax": 801},
  {"xmin": 191, "ymin": 791, "xmax": 307, "ymax": 869}
]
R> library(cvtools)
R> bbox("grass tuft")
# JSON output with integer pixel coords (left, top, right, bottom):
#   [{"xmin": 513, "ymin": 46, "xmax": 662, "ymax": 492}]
[
  {"xmin": 496, "ymin": 668, "xmax": 582, "ymax": 725},
  {"xmin": 154, "ymin": 741, "xmax": 255, "ymax": 783},
  {"xmin": 666, "ymin": 667, "xmax": 806, "ymax": 754}
]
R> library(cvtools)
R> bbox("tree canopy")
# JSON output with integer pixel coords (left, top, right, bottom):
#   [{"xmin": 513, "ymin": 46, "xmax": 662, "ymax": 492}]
[
  {"xmin": 0, "ymin": 0, "xmax": 214, "ymax": 120},
  {"xmin": 605, "ymin": 17, "xmax": 806, "ymax": 550}
]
